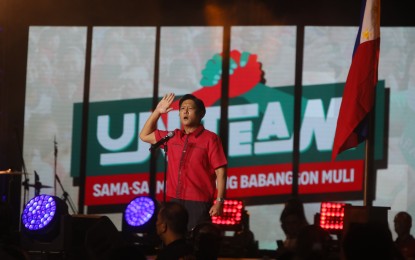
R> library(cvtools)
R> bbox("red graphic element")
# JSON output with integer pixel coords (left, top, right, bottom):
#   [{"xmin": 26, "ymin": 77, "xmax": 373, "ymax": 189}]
[
  {"xmin": 85, "ymin": 160, "xmax": 364, "ymax": 206},
  {"xmin": 162, "ymin": 50, "xmax": 262, "ymax": 125}
]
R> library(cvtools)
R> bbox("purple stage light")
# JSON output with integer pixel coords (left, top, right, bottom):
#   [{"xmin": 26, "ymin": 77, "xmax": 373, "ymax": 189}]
[
  {"xmin": 21, "ymin": 194, "xmax": 58, "ymax": 231},
  {"xmin": 124, "ymin": 196, "xmax": 156, "ymax": 227}
]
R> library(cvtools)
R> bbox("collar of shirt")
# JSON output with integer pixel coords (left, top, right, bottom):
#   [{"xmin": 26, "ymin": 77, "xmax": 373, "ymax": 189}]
[{"xmin": 179, "ymin": 125, "xmax": 205, "ymax": 138}]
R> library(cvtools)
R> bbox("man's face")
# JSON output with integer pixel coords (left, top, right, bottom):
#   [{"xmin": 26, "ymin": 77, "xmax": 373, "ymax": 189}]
[{"xmin": 180, "ymin": 99, "xmax": 201, "ymax": 127}]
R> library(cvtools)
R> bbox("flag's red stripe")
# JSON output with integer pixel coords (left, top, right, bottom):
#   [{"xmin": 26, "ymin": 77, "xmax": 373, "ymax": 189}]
[{"xmin": 332, "ymin": 37, "xmax": 380, "ymax": 160}]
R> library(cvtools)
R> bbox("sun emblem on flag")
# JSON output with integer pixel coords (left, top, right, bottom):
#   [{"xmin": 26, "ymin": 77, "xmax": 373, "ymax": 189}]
[{"xmin": 362, "ymin": 29, "xmax": 371, "ymax": 40}]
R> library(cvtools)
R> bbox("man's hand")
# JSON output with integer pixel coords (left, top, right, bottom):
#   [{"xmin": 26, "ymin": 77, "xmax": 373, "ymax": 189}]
[
  {"xmin": 156, "ymin": 93, "xmax": 175, "ymax": 114},
  {"xmin": 140, "ymin": 93, "xmax": 175, "ymax": 143},
  {"xmin": 209, "ymin": 201, "xmax": 224, "ymax": 217}
]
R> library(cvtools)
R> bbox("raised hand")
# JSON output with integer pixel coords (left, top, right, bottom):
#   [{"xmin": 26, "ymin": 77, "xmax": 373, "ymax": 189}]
[
  {"xmin": 140, "ymin": 93, "xmax": 176, "ymax": 143},
  {"xmin": 156, "ymin": 93, "xmax": 175, "ymax": 114}
]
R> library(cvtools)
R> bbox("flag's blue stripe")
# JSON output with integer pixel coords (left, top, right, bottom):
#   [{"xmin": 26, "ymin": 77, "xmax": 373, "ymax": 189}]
[
  {"xmin": 352, "ymin": 0, "xmax": 367, "ymax": 57},
  {"xmin": 352, "ymin": 0, "xmax": 373, "ymax": 143},
  {"xmin": 355, "ymin": 116, "xmax": 369, "ymax": 143}
]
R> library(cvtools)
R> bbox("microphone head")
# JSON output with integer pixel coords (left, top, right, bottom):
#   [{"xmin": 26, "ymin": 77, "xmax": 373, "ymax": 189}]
[{"xmin": 167, "ymin": 131, "xmax": 174, "ymax": 137}]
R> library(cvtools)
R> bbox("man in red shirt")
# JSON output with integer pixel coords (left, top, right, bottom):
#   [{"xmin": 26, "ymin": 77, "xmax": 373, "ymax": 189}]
[{"xmin": 140, "ymin": 93, "xmax": 227, "ymax": 230}]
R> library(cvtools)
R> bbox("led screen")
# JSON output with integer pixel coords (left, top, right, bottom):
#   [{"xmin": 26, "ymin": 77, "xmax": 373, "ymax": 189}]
[{"xmin": 24, "ymin": 25, "xmax": 415, "ymax": 250}]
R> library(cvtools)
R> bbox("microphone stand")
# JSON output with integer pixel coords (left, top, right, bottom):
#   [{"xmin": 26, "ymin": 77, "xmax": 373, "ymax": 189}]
[
  {"xmin": 148, "ymin": 139, "xmax": 169, "ymax": 203},
  {"xmin": 54, "ymin": 136, "xmax": 57, "ymax": 196},
  {"xmin": 55, "ymin": 172, "xmax": 77, "ymax": 214},
  {"xmin": 53, "ymin": 137, "xmax": 77, "ymax": 214},
  {"xmin": 15, "ymin": 127, "xmax": 30, "ymax": 208},
  {"xmin": 149, "ymin": 133, "xmax": 173, "ymax": 203},
  {"xmin": 163, "ymin": 144, "xmax": 168, "ymax": 203}
]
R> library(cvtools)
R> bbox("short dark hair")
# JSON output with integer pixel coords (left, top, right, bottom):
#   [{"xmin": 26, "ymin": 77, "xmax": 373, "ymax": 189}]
[
  {"xmin": 280, "ymin": 197, "xmax": 308, "ymax": 223},
  {"xmin": 396, "ymin": 211, "xmax": 412, "ymax": 224},
  {"xmin": 179, "ymin": 94, "xmax": 206, "ymax": 119},
  {"xmin": 159, "ymin": 202, "xmax": 189, "ymax": 235}
]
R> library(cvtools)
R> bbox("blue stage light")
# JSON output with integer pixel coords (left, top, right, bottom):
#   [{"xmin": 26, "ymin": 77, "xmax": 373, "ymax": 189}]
[
  {"xmin": 22, "ymin": 194, "xmax": 58, "ymax": 231},
  {"xmin": 122, "ymin": 196, "xmax": 158, "ymax": 233},
  {"xmin": 21, "ymin": 194, "xmax": 68, "ymax": 241}
]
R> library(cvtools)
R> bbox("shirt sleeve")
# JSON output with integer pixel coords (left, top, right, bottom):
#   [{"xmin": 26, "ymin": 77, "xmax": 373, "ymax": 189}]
[
  {"xmin": 209, "ymin": 134, "xmax": 228, "ymax": 170},
  {"xmin": 154, "ymin": 129, "xmax": 166, "ymax": 142}
]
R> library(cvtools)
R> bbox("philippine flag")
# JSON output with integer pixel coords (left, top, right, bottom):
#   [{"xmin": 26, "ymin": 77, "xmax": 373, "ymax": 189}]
[{"xmin": 331, "ymin": 0, "xmax": 381, "ymax": 161}]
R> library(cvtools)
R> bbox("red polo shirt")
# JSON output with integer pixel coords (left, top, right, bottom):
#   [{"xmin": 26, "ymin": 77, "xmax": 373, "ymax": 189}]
[{"xmin": 155, "ymin": 125, "xmax": 227, "ymax": 202}]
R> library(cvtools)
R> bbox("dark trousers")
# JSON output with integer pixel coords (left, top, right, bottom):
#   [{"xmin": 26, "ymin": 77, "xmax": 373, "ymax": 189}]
[{"xmin": 170, "ymin": 198, "xmax": 212, "ymax": 231}]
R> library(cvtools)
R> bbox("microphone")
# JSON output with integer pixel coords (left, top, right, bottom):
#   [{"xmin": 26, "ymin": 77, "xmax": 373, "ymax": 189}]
[
  {"xmin": 54, "ymin": 136, "xmax": 58, "ymax": 157},
  {"xmin": 149, "ymin": 131, "xmax": 174, "ymax": 151},
  {"xmin": 35, "ymin": 170, "xmax": 39, "ymax": 183},
  {"xmin": 34, "ymin": 171, "xmax": 40, "ymax": 196}
]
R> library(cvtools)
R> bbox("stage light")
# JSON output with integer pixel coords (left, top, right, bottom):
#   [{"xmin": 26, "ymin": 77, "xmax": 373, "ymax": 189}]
[
  {"xmin": 21, "ymin": 194, "xmax": 68, "ymax": 241},
  {"xmin": 211, "ymin": 200, "xmax": 259, "ymax": 257},
  {"xmin": 319, "ymin": 202, "xmax": 346, "ymax": 233},
  {"xmin": 122, "ymin": 196, "xmax": 158, "ymax": 234},
  {"xmin": 211, "ymin": 200, "xmax": 244, "ymax": 231}
]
